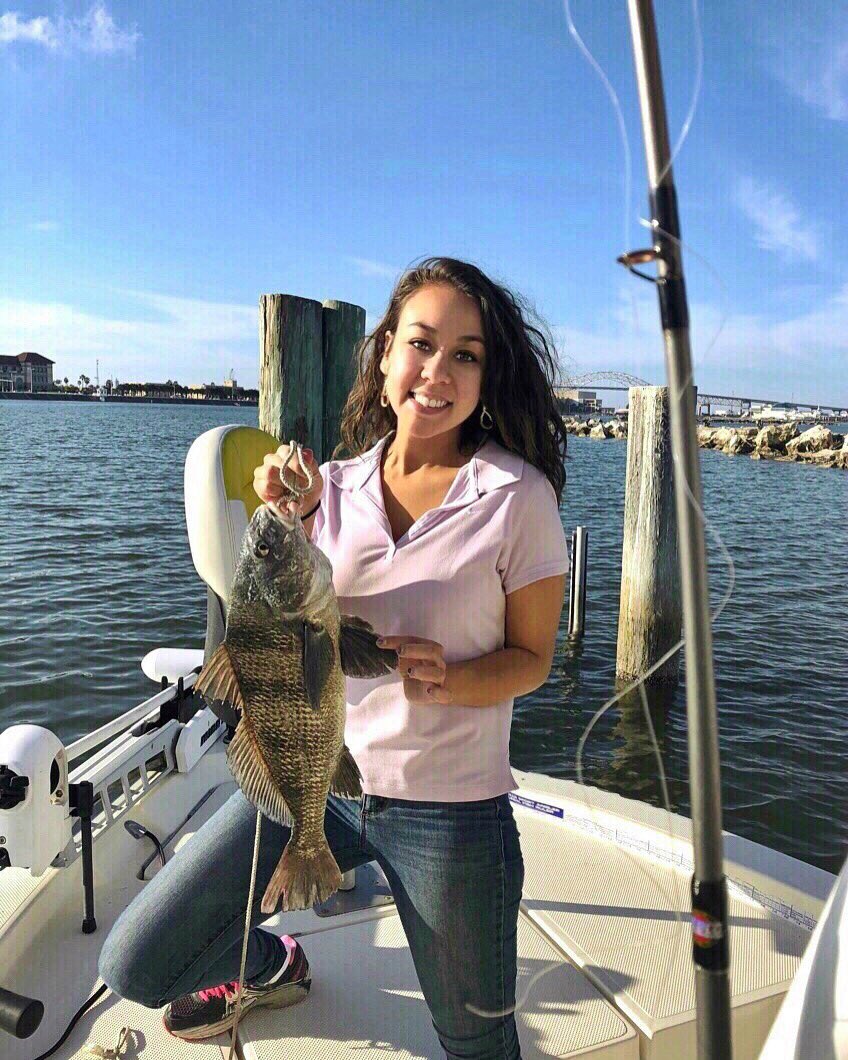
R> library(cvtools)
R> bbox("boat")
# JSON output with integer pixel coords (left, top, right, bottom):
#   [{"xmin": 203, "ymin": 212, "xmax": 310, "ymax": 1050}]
[
  {"xmin": 3, "ymin": 3, "xmax": 847, "ymax": 1058},
  {"xmin": 752, "ymin": 406, "xmax": 792, "ymax": 423},
  {"xmin": 0, "ymin": 421, "xmax": 844, "ymax": 1060}
]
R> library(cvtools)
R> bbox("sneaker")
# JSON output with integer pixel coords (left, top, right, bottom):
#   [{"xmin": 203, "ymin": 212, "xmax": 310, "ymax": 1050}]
[{"xmin": 163, "ymin": 934, "xmax": 311, "ymax": 1041}]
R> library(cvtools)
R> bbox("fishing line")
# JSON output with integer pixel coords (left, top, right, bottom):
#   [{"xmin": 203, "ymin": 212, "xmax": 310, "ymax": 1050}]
[
  {"xmin": 562, "ymin": 0, "xmax": 704, "ymax": 358},
  {"xmin": 569, "ymin": 0, "xmax": 726, "ymax": 1017},
  {"xmin": 468, "ymin": 0, "xmax": 742, "ymax": 1024},
  {"xmin": 653, "ymin": 0, "xmax": 704, "ymax": 190},
  {"xmin": 636, "ymin": 214, "xmax": 731, "ymax": 396},
  {"xmin": 226, "ymin": 440, "xmax": 311, "ymax": 1058},
  {"xmin": 562, "ymin": 0, "xmax": 639, "ymax": 340}
]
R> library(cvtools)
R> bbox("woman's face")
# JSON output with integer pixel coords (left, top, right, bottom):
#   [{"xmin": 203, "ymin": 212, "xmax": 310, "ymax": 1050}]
[{"xmin": 380, "ymin": 283, "xmax": 486, "ymax": 439}]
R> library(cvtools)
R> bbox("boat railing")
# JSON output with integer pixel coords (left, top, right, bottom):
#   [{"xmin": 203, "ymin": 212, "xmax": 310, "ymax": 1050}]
[
  {"xmin": 53, "ymin": 674, "xmax": 225, "ymax": 870},
  {"xmin": 66, "ymin": 671, "xmax": 200, "ymax": 764}
]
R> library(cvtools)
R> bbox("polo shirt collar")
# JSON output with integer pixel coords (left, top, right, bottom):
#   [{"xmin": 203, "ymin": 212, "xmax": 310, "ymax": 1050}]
[{"xmin": 327, "ymin": 431, "xmax": 524, "ymax": 502}]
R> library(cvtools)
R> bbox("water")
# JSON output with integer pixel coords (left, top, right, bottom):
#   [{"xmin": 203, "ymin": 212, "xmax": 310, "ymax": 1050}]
[{"xmin": 1, "ymin": 401, "xmax": 846, "ymax": 875}]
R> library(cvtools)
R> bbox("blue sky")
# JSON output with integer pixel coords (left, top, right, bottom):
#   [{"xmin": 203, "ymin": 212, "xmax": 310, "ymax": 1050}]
[{"xmin": 1, "ymin": 1, "xmax": 846, "ymax": 405}]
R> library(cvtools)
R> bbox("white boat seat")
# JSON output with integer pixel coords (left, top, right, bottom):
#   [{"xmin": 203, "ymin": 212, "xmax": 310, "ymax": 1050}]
[
  {"xmin": 184, "ymin": 424, "xmax": 281, "ymax": 614},
  {"xmin": 141, "ymin": 647, "xmax": 205, "ymax": 684}
]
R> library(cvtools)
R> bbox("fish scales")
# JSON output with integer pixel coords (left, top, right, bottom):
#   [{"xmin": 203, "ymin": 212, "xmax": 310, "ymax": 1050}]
[{"xmin": 194, "ymin": 501, "xmax": 397, "ymax": 913}]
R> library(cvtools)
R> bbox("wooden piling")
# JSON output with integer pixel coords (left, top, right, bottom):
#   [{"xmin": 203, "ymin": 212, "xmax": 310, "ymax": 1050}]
[
  {"xmin": 259, "ymin": 294, "xmax": 324, "ymax": 456},
  {"xmin": 321, "ymin": 299, "xmax": 366, "ymax": 461},
  {"xmin": 616, "ymin": 386, "xmax": 682, "ymax": 687},
  {"xmin": 259, "ymin": 294, "xmax": 365, "ymax": 464}
]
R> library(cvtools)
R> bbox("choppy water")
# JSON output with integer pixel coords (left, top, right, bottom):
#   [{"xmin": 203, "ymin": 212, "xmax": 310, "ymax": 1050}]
[{"xmin": 1, "ymin": 401, "xmax": 846, "ymax": 874}]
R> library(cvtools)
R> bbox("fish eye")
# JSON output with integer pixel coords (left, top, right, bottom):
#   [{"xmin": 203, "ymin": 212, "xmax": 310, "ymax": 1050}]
[{"xmin": 255, "ymin": 541, "xmax": 270, "ymax": 557}]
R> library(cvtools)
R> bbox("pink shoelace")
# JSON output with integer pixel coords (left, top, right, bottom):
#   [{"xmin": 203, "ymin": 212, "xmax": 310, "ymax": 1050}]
[
  {"xmin": 198, "ymin": 980, "xmax": 239, "ymax": 1002},
  {"xmin": 197, "ymin": 936, "xmax": 296, "ymax": 1002}
]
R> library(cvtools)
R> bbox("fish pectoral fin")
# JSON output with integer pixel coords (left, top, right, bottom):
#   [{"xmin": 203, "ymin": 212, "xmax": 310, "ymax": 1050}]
[
  {"xmin": 329, "ymin": 743, "xmax": 362, "ymax": 799},
  {"xmin": 226, "ymin": 718, "xmax": 294, "ymax": 827},
  {"xmin": 338, "ymin": 614, "xmax": 398, "ymax": 678},
  {"xmin": 303, "ymin": 621, "xmax": 335, "ymax": 712},
  {"xmin": 194, "ymin": 642, "xmax": 245, "ymax": 727}
]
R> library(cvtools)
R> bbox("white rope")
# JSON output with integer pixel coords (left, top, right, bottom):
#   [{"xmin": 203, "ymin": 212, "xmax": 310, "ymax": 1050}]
[
  {"xmin": 227, "ymin": 809, "xmax": 263, "ymax": 1060},
  {"xmin": 276, "ymin": 439, "xmax": 315, "ymax": 505}
]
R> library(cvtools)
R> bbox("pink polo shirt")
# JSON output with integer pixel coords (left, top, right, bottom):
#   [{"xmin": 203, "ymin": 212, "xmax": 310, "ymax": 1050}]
[{"xmin": 310, "ymin": 432, "xmax": 570, "ymax": 802}]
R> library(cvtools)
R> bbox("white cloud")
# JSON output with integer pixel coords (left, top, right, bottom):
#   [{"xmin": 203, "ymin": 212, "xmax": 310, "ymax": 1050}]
[
  {"xmin": 733, "ymin": 177, "xmax": 819, "ymax": 263},
  {"xmin": 0, "ymin": 290, "xmax": 256, "ymax": 386},
  {"xmin": 756, "ymin": 7, "xmax": 848, "ymax": 121},
  {"xmin": 785, "ymin": 38, "xmax": 848, "ymax": 121},
  {"xmin": 3, "ymin": 278, "xmax": 846, "ymax": 405},
  {"xmin": 29, "ymin": 220, "xmax": 58, "ymax": 231},
  {"xmin": 346, "ymin": 256, "xmax": 401, "ymax": 280},
  {"xmin": 553, "ymin": 277, "xmax": 848, "ymax": 406},
  {"xmin": 0, "ymin": 3, "xmax": 139, "ymax": 54},
  {"xmin": 0, "ymin": 12, "xmax": 53, "ymax": 46}
]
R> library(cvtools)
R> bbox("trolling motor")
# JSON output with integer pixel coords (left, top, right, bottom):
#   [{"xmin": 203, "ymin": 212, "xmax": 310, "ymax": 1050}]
[{"xmin": 0, "ymin": 724, "xmax": 98, "ymax": 1039}]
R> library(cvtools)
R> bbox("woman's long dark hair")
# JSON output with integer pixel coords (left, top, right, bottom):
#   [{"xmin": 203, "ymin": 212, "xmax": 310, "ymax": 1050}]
[{"xmin": 333, "ymin": 256, "xmax": 568, "ymax": 502}]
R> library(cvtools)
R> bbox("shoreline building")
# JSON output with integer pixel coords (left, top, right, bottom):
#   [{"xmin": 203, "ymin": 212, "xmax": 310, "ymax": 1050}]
[
  {"xmin": 557, "ymin": 388, "xmax": 602, "ymax": 414},
  {"xmin": 0, "ymin": 352, "xmax": 55, "ymax": 392}
]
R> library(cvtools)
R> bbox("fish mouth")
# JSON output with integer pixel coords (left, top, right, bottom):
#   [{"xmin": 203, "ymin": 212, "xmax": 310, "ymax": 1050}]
[{"xmin": 264, "ymin": 502, "xmax": 297, "ymax": 532}]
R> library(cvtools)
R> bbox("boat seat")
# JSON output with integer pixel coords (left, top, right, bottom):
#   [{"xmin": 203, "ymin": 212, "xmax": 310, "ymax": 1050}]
[
  {"xmin": 137, "ymin": 425, "xmax": 279, "ymax": 686},
  {"xmin": 184, "ymin": 424, "xmax": 281, "ymax": 662}
]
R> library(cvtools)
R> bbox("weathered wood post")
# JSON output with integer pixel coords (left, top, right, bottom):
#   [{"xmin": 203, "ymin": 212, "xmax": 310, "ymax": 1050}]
[
  {"xmin": 321, "ymin": 299, "xmax": 366, "ymax": 461},
  {"xmin": 259, "ymin": 294, "xmax": 324, "ymax": 455},
  {"xmin": 616, "ymin": 386, "xmax": 682, "ymax": 687},
  {"xmin": 259, "ymin": 295, "xmax": 365, "ymax": 463}
]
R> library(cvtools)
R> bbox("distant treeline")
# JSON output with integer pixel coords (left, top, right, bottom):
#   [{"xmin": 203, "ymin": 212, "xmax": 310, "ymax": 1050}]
[{"xmin": 0, "ymin": 392, "xmax": 258, "ymax": 406}]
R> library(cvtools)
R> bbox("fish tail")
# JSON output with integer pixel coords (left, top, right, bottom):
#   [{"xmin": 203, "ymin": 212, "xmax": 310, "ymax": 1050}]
[{"xmin": 261, "ymin": 838, "xmax": 342, "ymax": 914}]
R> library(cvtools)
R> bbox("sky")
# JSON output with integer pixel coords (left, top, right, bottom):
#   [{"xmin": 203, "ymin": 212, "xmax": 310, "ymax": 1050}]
[{"xmin": 1, "ymin": 1, "xmax": 846, "ymax": 406}]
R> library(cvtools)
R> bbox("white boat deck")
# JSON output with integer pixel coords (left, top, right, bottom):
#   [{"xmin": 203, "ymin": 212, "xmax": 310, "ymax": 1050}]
[{"xmin": 0, "ymin": 737, "xmax": 833, "ymax": 1060}]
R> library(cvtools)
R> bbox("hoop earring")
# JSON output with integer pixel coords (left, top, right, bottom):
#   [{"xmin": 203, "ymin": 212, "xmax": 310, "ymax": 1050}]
[
  {"xmin": 480, "ymin": 405, "xmax": 493, "ymax": 430},
  {"xmin": 380, "ymin": 384, "xmax": 389, "ymax": 408}
]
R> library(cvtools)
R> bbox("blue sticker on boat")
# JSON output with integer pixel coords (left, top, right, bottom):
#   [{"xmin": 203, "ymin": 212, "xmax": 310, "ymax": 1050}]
[{"xmin": 509, "ymin": 793, "xmax": 564, "ymax": 818}]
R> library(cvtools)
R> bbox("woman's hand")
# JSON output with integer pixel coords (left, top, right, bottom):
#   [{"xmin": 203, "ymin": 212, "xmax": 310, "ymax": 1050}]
[
  {"xmin": 253, "ymin": 444, "xmax": 324, "ymax": 516},
  {"xmin": 376, "ymin": 636, "xmax": 453, "ymax": 704}
]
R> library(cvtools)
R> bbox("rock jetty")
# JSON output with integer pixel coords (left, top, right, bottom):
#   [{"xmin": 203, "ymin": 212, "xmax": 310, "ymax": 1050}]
[
  {"xmin": 697, "ymin": 423, "xmax": 848, "ymax": 470},
  {"xmin": 564, "ymin": 417, "xmax": 627, "ymax": 439},
  {"xmin": 563, "ymin": 417, "xmax": 848, "ymax": 471}
]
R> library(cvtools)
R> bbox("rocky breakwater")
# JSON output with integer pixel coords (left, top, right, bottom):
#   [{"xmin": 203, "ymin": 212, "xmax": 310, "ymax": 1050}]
[
  {"xmin": 564, "ymin": 417, "xmax": 628, "ymax": 440},
  {"xmin": 698, "ymin": 423, "xmax": 848, "ymax": 470}
]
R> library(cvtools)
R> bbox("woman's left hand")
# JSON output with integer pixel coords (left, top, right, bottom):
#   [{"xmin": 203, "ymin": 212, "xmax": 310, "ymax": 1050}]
[{"xmin": 376, "ymin": 636, "xmax": 453, "ymax": 705}]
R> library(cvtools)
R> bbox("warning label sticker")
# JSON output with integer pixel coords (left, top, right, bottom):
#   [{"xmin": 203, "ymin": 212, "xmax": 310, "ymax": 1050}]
[{"xmin": 508, "ymin": 793, "xmax": 565, "ymax": 819}]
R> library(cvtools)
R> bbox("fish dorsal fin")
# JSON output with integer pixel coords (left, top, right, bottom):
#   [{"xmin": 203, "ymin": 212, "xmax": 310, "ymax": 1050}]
[
  {"xmin": 303, "ymin": 621, "xmax": 335, "ymax": 712},
  {"xmin": 194, "ymin": 642, "xmax": 245, "ymax": 728},
  {"xmin": 330, "ymin": 744, "xmax": 363, "ymax": 799},
  {"xmin": 226, "ymin": 717, "xmax": 294, "ymax": 828},
  {"xmin": 339, "ymin": 614, "xmax": 398, "ymax": 678}
]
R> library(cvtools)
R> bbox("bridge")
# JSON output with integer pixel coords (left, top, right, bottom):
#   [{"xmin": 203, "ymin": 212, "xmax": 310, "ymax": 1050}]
[{"xmin": 555, "ymin": 372, "xmax": 848, "ymax": 420}]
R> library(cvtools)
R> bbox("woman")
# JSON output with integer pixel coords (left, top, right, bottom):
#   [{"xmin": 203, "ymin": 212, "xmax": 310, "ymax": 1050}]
[{"xmin": 98, "ymin": 256, "xmax": 570, "ymax": 1059}]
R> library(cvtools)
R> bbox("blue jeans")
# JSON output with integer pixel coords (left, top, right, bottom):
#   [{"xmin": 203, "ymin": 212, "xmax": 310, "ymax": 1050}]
[{"xmin": 98, "ymin": 788, "xmax": 525, "ymax": 1060}]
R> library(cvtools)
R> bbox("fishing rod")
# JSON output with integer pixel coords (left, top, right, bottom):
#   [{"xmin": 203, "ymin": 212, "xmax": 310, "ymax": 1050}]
[{"xmin": 621, "ymin": 2, "xmax": 733, "ymax": 1057}]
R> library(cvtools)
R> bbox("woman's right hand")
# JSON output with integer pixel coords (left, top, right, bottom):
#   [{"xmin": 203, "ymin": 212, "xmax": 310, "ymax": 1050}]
[{"xmin": 253, "ymin": 444, "xmax": 324, "ymax": 517}]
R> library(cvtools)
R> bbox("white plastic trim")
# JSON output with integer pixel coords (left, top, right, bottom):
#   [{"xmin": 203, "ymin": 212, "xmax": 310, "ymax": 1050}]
[{"xmin": 141, "ymin": 647, "xmax": 206, "ymax": 684}]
